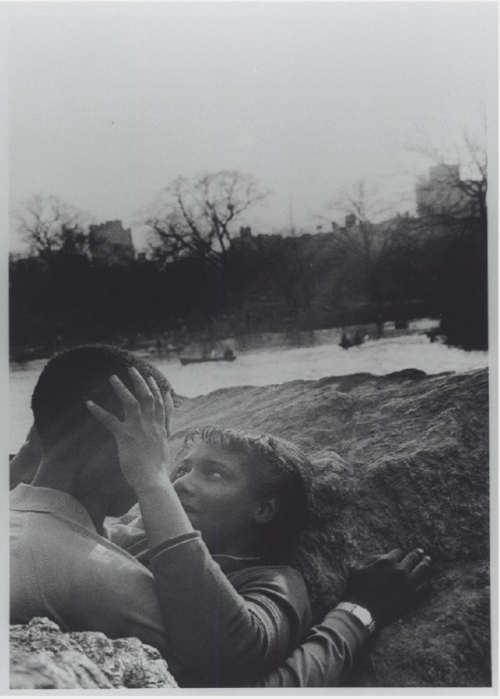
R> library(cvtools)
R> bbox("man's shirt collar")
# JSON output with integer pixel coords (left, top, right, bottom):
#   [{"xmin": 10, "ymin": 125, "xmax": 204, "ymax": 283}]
[{"xmin": 10, "ymin": 483, "xmax": 96, "ymax": 533}]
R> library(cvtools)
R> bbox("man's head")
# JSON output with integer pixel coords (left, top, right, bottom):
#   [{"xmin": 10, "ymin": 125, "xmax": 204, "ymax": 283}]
[{"xmin": 31, "ymin": 345, "xmax": 174, "ymax": 515}]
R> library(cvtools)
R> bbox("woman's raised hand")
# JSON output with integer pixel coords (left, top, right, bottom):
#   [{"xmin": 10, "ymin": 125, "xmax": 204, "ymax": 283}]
[{"xmin": 86, "ymin": 367, "xmax": 171, "ymax": 494}]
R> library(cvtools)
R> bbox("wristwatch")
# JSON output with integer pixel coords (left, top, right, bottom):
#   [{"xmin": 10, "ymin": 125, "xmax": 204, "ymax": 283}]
[{"xmin": 335, "ymin": 602, "xmax": 376, "ymax": 635}]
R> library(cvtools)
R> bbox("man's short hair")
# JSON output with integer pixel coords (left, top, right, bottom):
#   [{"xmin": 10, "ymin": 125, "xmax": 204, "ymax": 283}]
[{"xmin": 32, "ymin": 344, "xmax": 173, "ymax": 449}]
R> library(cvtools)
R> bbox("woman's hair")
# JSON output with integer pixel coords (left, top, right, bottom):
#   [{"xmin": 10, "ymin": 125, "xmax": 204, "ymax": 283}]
[{"xmin": 176, "ymin": 425, "xmax": 314, "ymax": 564}]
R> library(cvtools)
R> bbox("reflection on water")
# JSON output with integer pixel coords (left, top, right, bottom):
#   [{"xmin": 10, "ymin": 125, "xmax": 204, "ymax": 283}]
[{"xmin": 10, "ymin": 326, "xmax": 488, "ymax": 453}]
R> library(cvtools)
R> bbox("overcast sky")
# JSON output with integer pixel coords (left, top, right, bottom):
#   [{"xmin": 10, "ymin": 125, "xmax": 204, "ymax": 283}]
[{"xmin": 8, "ymin": 2, "xmax": 496, "ymax": 250}]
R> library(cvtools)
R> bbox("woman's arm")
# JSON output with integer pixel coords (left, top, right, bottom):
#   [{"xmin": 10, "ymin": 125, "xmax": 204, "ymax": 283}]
[
  {"xmin": 87, "ymin": 369, "xmax": 194, "ymax": 547},
  {"xmin": 250, "ymin": 608, "xmax": 368, "ymax": 687},
  {"xmin": 148, "ymin": 536, "xmax": 310, "ymax": 683},
  {"xmin": 250, "ymin": 549, "xmax": 432, "ymax": 687},
  {"xmin": 87, "ymin": 368, "xmax": 311, "ymax": 680}
]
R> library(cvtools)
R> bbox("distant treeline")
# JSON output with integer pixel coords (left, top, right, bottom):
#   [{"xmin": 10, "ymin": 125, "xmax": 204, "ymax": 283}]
[{"xmin": 10, "ymin": 208, "xmax": 487, "ymax": 359}]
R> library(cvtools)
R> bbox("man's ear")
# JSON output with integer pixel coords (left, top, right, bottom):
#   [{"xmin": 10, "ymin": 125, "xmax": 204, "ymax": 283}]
[
  {"xmin": 254, "ymin": 495, "xmax": 279, "ymax": 526},
  {"xmin": 10, "ymin": 424, "xmax": 42, "ymax": 490},
  {"xmin": 26, "ymin": 424, "xmax": 42, "ymax": 458}
]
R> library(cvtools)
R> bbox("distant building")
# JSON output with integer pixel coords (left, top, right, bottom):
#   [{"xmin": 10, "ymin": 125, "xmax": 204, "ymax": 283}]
[
  {"xmin": 345, "ymin": 214, "xmax": 357, "ymax": 229},
  {"xmin": 232, "ymin": 227, "xmax": 286, "ymax": 254},
  {"xmin": 416, "ymin": 164, "xmax": 473, "ymax": 218},
  {"xmin": 239, "ymin": 226, "xmax": 253, "ymax": 241},
  {"xmin": 88, "ymin": 221, "xmax": 135, "ymax": 265}
]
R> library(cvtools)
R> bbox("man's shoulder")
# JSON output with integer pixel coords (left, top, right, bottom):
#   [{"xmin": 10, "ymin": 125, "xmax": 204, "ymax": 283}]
[
  {"xmin": 10, "ymin": 485, "xmax": 150, "ymax": 575},
  {"xmin": 10, "ymin": 490, "xmax": 164, "ymax": 642}
]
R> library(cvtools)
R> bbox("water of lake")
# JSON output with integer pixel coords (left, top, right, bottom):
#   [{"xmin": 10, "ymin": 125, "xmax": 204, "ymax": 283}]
[{"xmin": 9, "ymin": 327, "xmax": 488, "ymax": 453}]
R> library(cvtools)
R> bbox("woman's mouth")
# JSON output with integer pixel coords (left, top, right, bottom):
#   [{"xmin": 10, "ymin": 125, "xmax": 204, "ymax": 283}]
[{"xmin": 180, "ymin": 502, "xmax": 197, "ymax": 516}]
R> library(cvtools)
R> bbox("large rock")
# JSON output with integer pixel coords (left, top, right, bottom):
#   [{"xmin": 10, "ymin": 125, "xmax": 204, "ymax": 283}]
[
  {"xmin": 12, "ymin": 368, "xmax": 489, "ymax": 687},
  {"xmin": 10, "ymin": 617, "xmax": 178, "ymax": 689},
  {"xmin": 169, "ymin": 367, "xmax": 490, "ymax": 687}
]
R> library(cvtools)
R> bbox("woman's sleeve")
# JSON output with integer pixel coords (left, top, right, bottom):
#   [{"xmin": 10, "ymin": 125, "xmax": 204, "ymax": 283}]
[
  {"xmin": 250, "ymin": 608, "xmax": 369, "ymax": 687},
  {"xmin": 148, "ymin": 532, "xmax": 311, "ymax": 683},
  {"xmin": 104, "ymin": 516, "xmax": 150, "ymax": 559}
]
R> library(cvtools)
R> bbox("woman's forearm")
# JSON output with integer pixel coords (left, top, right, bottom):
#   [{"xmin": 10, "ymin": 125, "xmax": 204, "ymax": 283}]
[
  {"xmin": 86, "ymin": 370, "xmax": 194, "ymax": 547},
  {"xmin": 250, "ymin": 609, "xmax": 368, "ymax": 687},
  {"xmin": 148, "ymin": 536, "xmax": 306, "ymax": 682},
  {"xmin": 136, "ymin": 476, "xmax": 194, "ymax": 548}
]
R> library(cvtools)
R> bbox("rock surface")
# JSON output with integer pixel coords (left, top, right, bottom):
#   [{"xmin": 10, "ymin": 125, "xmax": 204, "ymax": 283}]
[
  {"xmin": 12, "ymin": 368, "xmax": 490, "ymax": 687},
  {"xmin": 10, "ymin": 617, "xmax": 178, "ymax": 689},
  {"xmin": 170, "ymin": 367, "xmax": 490, "ymax": 687}
]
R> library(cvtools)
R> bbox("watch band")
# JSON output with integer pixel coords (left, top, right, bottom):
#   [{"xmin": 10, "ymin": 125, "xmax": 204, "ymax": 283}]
[{"xmin": 335, "ymin": 601, "xmax": 376, "ymax": 635}]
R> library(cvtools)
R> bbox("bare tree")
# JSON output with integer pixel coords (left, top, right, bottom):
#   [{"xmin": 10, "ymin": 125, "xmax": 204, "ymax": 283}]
[
  {"xmin": 329, "ymin": 179, "xmax": 396, "ymax": 224},
  {"xmin": 409, "ymin": 123, "xmax": 487, "ymax": 233},
  {"xmin": 144, "ymin": 171, "xmax": 269, "ymax": 274},
  {"xmin": 276, "ymin": 222, "xmax": 308, "ymax": 321},
  {"xmin": 15, "ymin": 194, "xmax": 89, "ymax": 265},
  {"xmin": 460, "ymin": 129, "xmax": 488, "ymax": 228},
  {"xmin": 14, "ymin": 195, "xmax": 90, "ymax": 351},
  {"xmin": 325, "ymin": 180, "xmax": 404, "ymax": 312},
  {"xmin": 407, "ymin": 123, "xmax": 488, "ymax": 349}
]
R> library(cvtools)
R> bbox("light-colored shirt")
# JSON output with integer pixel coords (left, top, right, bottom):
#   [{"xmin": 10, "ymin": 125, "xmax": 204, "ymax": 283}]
[
  {"xmin": 10, "ymin": 483, "xmax": 168, "ymax": 655},
  {"xmin": 10, "ymin": 484, "xmax": 311, "ymax": 683},
  {"xmin": 11, "ymin": 484, "xmax": 367, "ymax": 687}
]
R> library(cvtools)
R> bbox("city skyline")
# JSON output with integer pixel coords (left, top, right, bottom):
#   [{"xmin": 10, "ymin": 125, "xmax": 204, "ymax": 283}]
[{"xmin": 8, "ymin": 2, "xmax": 495, "ymax": 251}]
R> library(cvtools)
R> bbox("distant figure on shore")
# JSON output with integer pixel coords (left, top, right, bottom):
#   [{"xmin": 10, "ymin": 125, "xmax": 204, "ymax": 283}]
[
  {"xmin": 223, "ymin": 346, "xmax": 235, "ymax": 361},
  {"xmin": 425, "ymin": 329, "xmax": 439, "ymax": 343},
  {"xmin": 340, "ymin": 332, "xmax": 351, "ymax": 350},
  {"xmin": 339, "ymin": 330, "xmax": 365, "ymax": 350}
]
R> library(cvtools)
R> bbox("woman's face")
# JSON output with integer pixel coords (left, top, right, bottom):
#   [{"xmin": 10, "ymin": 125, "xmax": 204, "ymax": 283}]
[{"xmin": 172, "ymin": 440, "xmax": 269, "ymax": 554}]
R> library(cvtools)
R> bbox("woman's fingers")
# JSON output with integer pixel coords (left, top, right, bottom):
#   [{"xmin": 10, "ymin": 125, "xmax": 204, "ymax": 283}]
[
  {"xmin": 88, "ymin": 371, "xmax": 166, "ymax": 436},
  {"xmin": 86, "ymin": 400, "xmax": 123, "ymax": 434},
  {"xmin": 409, "ymin": 556, "xmax": 432, "ymax": 586},
  {"xmin": 400, "ymin": 548, "xmax": 425, "ymax": 573},
  {"xmin": 384, "ymin": 548, "xmax": 406, "ymax": 563},
  {"xmin": 128, "ymin": 367, "xmax": 155, "ymax": 422},
  {"xmin": 110, "ymin": 374, "xmax": 141, "ymax": 419},
  {"xmin": 147, "ymin": 376, "xmax": 166, "ymax": 427}
]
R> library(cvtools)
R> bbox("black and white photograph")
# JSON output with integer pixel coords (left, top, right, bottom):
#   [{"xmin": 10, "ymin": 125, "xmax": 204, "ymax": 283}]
[{"xmin": 7, "ymin": 1, "xmax": 496, "ymax": 692}]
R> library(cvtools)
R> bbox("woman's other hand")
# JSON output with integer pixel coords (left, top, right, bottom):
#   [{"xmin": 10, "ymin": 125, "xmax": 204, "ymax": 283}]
[{"xmin": 342, "ymin": 547, "xmax": 432, "ymax": 626}]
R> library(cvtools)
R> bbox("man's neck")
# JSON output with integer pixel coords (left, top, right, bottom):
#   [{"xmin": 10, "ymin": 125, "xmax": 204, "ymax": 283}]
[{"xmin": 32, "ymin": 456, "xmax": 108, "ymax": 535}]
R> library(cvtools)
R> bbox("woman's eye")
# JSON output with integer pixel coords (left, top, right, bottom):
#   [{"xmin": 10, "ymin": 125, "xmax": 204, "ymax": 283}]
[
  {"xmin": 174, "ymin": 466, "xmax": 189, "ymax": 480},
  {"xmin": 205, "ymin": 467, "xmax": 223, "ymax": 479}
]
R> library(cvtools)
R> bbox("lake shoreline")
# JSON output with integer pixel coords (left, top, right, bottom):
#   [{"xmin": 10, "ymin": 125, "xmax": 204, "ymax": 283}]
[{"xmin": 9, "ymin": 332, "xmax": 488, "ymax": 453}]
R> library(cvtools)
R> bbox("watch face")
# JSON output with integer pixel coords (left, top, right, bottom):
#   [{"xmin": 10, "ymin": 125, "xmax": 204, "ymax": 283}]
[{"xmin": 355, "ymin": 606, "xmax": 373, "ymax": 626}]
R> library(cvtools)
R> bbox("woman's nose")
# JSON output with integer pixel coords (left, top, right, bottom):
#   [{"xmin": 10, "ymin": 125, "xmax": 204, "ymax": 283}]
[{"xmin": 173, "ymin": 472, "xmax": 195, "ymax": 496}]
